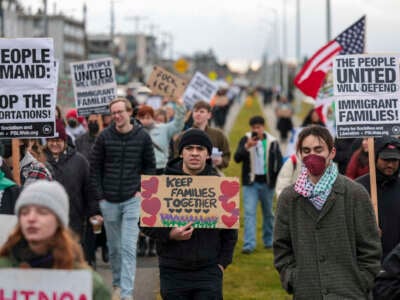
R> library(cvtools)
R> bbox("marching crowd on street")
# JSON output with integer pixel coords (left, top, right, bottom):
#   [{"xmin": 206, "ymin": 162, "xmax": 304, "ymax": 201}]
[{"xmin": 1, "ymin": 85, "xmax": 400, "ymax": 300}]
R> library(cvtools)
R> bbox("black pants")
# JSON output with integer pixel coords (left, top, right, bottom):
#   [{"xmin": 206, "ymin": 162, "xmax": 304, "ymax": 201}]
[{"xmin": 160, "ymin": 265, "xmax": 223, "ymax": 300}]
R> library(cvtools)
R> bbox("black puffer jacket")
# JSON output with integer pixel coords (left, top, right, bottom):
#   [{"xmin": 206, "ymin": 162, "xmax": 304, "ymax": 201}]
[
  {"xmin": 90, "ymin": 119, "xmax": 155, "ymax": 203},
  {"xmin": 0, "ymin": 185, "xmax": 20, "ymax": 214},
  {"xmin": 45, "ymin": 147, "xmax": 96, "ymax": 236},
  {"xmin": 142, "ymin": 158, "xmax": 238, "ymax": 270}
]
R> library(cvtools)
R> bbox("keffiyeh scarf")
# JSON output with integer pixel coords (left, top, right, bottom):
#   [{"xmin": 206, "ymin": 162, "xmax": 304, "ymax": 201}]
[{"xmin": 294, "ymin": 163, "xmax": 338, "ymax": 210}]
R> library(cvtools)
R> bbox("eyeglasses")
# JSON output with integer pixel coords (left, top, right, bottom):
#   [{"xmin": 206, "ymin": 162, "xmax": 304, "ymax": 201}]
[{"xmin": 111, "ymin": 110, "xmax": 127, "ymax": 116}]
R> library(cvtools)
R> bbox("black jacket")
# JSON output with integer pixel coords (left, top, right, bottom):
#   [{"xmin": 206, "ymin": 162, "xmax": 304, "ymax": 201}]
[
  {"xmin": 374, "ymin": 242, "xmax": 400, "ymax": 299},
  {"xmin": 357, "ymin": 136, "xmax": 400, "ymax": 260},
  {"xmin": 90, "ymin": 118, "xmax": 155, "ymax": 203},
  {"xmin": 45, "ymin": 147, "xmax": 96, "ymax": 236},
  {"xmin": 142, "ymin": 157, "xmax": 238, "ymax": 270},
  {"xmin": 76, "ymin": 132, "xmax": 97, "ymax": 161},
  {"xmin": 234, "ymin": 133, "xmax": 282, "ymax": 187},
  {"xmin": 0, "ymin": 185, "xmax": 20, "ymax": 214}
]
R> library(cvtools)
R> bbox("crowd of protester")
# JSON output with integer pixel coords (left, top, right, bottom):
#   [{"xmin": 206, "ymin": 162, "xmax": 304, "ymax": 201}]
[{"xmin": 1, "ymin": 85, "xmax": 400, "ymax": 299}]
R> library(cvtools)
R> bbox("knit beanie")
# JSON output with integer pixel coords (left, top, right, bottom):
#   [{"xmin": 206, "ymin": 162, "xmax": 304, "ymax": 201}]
[
  {"xmin": 178, "ymin": 129, "xmax": 213, "ymax": 155},
  {"xmin": 14, "ymin": 181, "xmax": 69, "ymax": 227},
  {"xmin": 55, "ymin": 119, "xmax": 67, "ymax": 141}
]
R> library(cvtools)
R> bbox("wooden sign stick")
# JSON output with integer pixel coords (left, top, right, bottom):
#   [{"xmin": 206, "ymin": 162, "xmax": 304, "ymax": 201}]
[
  {"xmin": 97, "ymin": 114, "xmax": 104, "ymax": 132},
  {"xmin": 11, "ymin": 139, "xmax": 21, "ymax": 186},
  {"xmin": 367, "ymin": 137, "xmax": 378, "ymax": 226}
]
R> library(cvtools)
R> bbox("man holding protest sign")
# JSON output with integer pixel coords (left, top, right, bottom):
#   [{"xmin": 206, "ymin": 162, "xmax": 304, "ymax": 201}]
[
  {"xmin": 90, "ymin": 98, "xmax": 155, "ymax": 300},
  {"xmin": 357, "ymin": 136, "xmax": 400, "ymax": 260},
  {"xmin": 142, "ymin": 129, "xmax": 237, "ymax": 299},
  {"xmin": 274, "ymin": 125, "xmax": 381, "ymax": 299}
]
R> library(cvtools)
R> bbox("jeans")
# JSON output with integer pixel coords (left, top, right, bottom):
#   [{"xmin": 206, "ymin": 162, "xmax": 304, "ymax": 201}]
[
  {"xmin": 100, "ymin": 197, "xmax": 140, "ymax": 298},
  {"xmin": 242, "ymin": 182, "xmax": 275, "ymax": 251}
]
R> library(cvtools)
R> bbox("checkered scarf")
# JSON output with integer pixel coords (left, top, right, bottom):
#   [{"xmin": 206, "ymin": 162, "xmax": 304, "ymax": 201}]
[{"xmin": 294, "ymin": 163, "xmax": 338, "ymax": 210}]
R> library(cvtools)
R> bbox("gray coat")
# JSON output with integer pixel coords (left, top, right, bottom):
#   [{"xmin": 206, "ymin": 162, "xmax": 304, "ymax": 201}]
[{"xmin": 273, "ymin": 174, "xmax": 381, "ymax": 300}]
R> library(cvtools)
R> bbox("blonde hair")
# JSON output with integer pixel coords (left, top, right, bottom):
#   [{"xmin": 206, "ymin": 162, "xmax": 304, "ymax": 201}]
[{"xmin": 109, "ymin": 98, "xmax": 132, "ymax": 112}]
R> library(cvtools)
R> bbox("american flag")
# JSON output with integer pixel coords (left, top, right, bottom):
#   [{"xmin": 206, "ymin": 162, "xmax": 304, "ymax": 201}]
[{"xmin": 294, "ymin": 16, "xmax": 366, "ymax": 99}]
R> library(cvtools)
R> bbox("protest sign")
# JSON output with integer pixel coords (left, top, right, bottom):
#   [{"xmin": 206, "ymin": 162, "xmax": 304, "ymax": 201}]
[
  {"xmin": 0, "ymin": 214, "xmax": 17, "ymax": 246},
  {"xmin": 182, "ymin": 72, "xmax": 219, "ymax": 109},
  {"xmin": 0, "ymin": 269, "xmax": 92, "ymax": 299},
  {"xmin": 333, "ymin": 54, "xmax": 400, "ymax": 138},
  {"xmin": 146, "ymin": 95, "xmax": 163, "ymax": 110},
  {"xmin": 70, "ymin": 57, "xmax": 117, "ymax": 116},
  {"xmin": 0, "ymin": 38, "xmax": 57, "ymax": 139},
  {"xmin": 140, "ymin": 175, "xmax": 240, "ymax": 229},
  {"xmin": 0, "ymin": 38, "xmax": 56, "ymax": 89},
  {"xmin": 57, "ymin": 76, "xmax": 75, "ymax": 109},
  {"xmin": 146, "ymin": 66, "xmax": 187, "ymax": 99},
  {"xmin": 0, "ymin": 89, "xmax": 56, "ymax": 138}
]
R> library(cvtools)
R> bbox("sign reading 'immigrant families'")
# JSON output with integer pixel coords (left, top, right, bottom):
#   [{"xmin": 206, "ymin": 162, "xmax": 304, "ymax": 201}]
[
  {"xmin": 0, "ymin": 38, "xmax": 57, "ymax": 139},
  {"xmin": 182, "ymin": 71, "xmax": 219, "ymax": 109},
  {"xmin": 146, "ymin": 66, "xmax": 187, "ymax": 99},
  {"xmin": 70, "ymin": 58, "xmax": 117, "ymax": 116},
  {"xmin": 333, "ymin": 54, "xmax": 400, "ymax": 138},
  {"xmin": 140, "ymin": 175, "xmax": 240, "ymax": 229},
  {"xmin": 0, "ymin": 269, "xmax": 92, "ymax": 299}
]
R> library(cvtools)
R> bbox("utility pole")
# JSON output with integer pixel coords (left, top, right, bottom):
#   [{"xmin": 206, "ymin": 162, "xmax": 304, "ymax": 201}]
[
  {"xmin": 0, "ymin": 0, "xmax": 4, "ymax": 37},
  {"xmin": 43, "ymin": 0, "xmax": 48, "ymax": 36},
  {"xmin": 282, "ymin": 0, "xmax": 288, "ymax": 96},
  {"xmin": 110, "ymin": 0, "xmax": 114, "ymax": 55}
]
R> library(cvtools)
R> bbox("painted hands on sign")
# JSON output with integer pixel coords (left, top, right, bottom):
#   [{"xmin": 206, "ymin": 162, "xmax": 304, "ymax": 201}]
[{"xmin": 169, "ymin": 222, "xmax": 194, "ymax": 241}]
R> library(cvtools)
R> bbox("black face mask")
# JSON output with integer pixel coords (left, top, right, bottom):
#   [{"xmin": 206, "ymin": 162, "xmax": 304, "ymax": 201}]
[
  {"xmin": 67, "ymin": 119, "xmax": 78, "ymax": 128},
  {"xmin": 88, "ymin": 121, "xmax": 99, "ymax": 135}
]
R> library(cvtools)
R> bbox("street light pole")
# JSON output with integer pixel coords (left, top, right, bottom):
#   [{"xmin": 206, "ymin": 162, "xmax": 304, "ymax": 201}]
[
  {"xmin": 296, "ymin": 0, "xmax": 301, "ymax": 64},
  {"xmin": 43, "ymin": 0, "xmax": 48, "ymax": 36},
  {"xmin": 327, "ymin": 0, "xmax": 331, "ymax": 42}
]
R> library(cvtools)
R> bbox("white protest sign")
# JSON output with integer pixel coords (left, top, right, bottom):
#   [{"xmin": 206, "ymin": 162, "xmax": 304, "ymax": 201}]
[
  {"xmin": 0, "ymin": 269, "xmax": 92, "ymax": 299},
  {"xmin": 70, "ymin": 57, "xmax": 117, "ymax": 116},
  {"xmin": 0, "ymin": 38, "xmax": 56, "ymax": 88},
  {"xmin": 0, "ymin": 214, "xmax": 17, "ymax": 246},
  {"xmin": 182, "ymin": 72, "xmax": 218, "ymax": 109},
  {"xmin": 0, "ymin": 89, "xmax": 56, "ymax": 138},
  {"xmin": 146, "ymin": 96, "xmax": 163, "ymax": 110},
  {"xmin": 333, "ymin": 54, "xmax": 400, "ymax": 138}
]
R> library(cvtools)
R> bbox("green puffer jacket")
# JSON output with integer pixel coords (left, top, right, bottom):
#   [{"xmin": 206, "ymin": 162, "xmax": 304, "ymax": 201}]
[{"xmin": 0, "ymin": 255, "xmax": 110, "ymax": 299}]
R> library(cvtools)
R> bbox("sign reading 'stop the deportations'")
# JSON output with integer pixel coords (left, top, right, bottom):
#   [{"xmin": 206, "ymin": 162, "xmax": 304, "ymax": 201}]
[
  {"xmin": 70, "ymin": 58, "xmax": 117, "ymax": 116},
  {"xmin": 333, "ymin": 54, "xmax": 400, "ymax": 138},
  {"xmin": 140, "ymin": 175, "xmax": 240, "ymax": 229},
  {"xmin": 0, "ymin": 38, "xmax": 57, "ymax": 139}
]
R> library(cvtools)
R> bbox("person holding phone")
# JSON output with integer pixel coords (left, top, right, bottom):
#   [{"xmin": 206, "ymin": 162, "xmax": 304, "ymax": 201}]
[{"xmin": 234, "ymin": 116, "xmax": 283, "ymax": 254}]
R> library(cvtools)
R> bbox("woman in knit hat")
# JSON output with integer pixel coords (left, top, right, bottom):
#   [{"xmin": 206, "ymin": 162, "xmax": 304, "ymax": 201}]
[{"xmin": 0, "ymin": 181, "xmax": 110, "ymax": 299}]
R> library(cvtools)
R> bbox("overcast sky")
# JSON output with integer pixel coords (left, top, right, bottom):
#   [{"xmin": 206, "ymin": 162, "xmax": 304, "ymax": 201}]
[{"xmin": 20, "ymin": 0, "xmax": 400, "ymax": 72}]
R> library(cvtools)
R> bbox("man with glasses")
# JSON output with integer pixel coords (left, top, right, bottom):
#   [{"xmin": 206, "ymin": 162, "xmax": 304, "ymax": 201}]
[
  {"xmin": 90, "ymin": 98, "xmax": 155, "ymax": 300},
  {"xmin": 142, "ymin": 129, "xmax": 237, "ymax": 299}
]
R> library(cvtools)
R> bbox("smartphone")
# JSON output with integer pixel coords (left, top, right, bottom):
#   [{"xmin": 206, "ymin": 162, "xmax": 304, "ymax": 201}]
[{"xmin": 251, "ymin": 131, "xmax": 259, "ymax": 140}]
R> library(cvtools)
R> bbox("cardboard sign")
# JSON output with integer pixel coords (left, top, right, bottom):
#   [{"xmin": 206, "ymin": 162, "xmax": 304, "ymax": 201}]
[
  {"xmin": 182, "ymin": 72, "xmax": 219, "ymax": 109},
  {"xmin": 140, "ymin": 175, "xmax": 240, "ymax": 229},
  {"xmin": 0, "ymin": 214, "xmax": 17, "ymax": 246},
  {"xmin": 333, "ymin": 54, "xmax": 400, "ymax": 138},
  {"xmin": 146, "ymin": 66, "xmax": 187, "ymax": 99},
  {"xmin": 0, "ymin": 269, "xmax": 92, "ymax": 299},
  {"xmin": 70, "ymin": 57, "xmax": 117, "ymax": 116}
]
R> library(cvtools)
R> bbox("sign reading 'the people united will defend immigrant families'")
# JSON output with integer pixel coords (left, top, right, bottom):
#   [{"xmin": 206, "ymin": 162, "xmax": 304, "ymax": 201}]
[
  {"xmin": 0, "ymin": 38, "xmax": 57, "ymax": 139},
  {"xmin": 333, "ymin": 54, "xmax": 400, "ymax": 138},
  {"xmin": 70, "ymin": 57, "xmax": 117, "ymax": 116}
]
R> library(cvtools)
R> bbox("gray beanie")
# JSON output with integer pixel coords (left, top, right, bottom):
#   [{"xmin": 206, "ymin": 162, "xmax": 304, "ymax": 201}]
[{"xmin": 15, "ymin": 181, "xmax": 69, "ymax": 227}]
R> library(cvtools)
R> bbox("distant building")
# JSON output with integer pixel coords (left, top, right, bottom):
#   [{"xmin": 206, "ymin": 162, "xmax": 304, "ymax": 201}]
[
  {"xmin": 3, "ymin": 6, "xmax": 86, "ymax": 75},
  {"xmin": 87, "ymin": 34, "xmax": 113, "ymax": 60}
]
